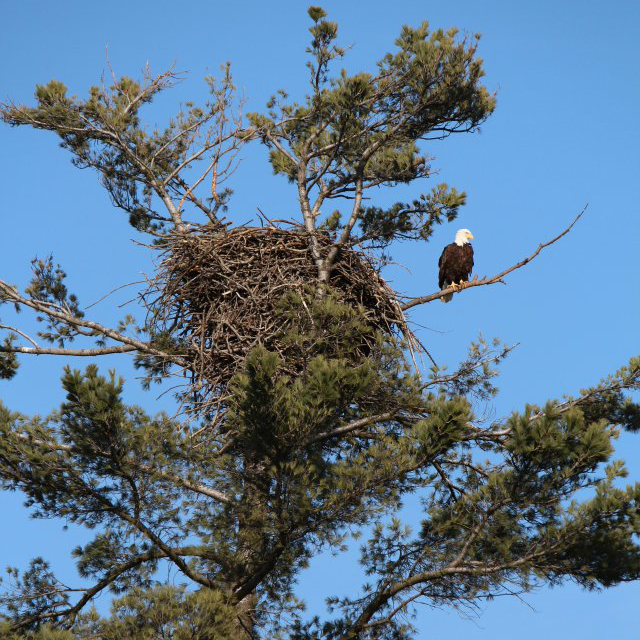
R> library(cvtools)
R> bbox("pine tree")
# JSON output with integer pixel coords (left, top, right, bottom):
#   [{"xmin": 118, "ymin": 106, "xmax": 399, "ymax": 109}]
[{"xmin": 1, "ymin": 7, "xmax": 639, "ymax": 640}]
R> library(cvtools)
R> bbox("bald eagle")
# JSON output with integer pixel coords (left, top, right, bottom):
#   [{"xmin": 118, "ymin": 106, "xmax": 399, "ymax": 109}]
[{"xmin": 438, "ymin": 229, "xmax": 474, "ymax": 302}]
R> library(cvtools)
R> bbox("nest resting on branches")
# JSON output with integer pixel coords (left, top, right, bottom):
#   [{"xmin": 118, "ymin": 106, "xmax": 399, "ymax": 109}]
[{"xmin": 144, "ymin": 226, "xmax": 410, "ymax": 415}]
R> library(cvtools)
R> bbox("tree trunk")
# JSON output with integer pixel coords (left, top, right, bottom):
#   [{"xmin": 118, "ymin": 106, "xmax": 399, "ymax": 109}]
[{"xmin": 234, "ymin": 590, "xmax": 257, "ymax": 639}]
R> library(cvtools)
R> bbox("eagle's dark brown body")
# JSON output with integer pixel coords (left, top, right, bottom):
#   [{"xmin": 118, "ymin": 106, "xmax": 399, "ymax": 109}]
[{"xmin": 438, "ymin": 242, "xmax": 474, "ymax": 296}]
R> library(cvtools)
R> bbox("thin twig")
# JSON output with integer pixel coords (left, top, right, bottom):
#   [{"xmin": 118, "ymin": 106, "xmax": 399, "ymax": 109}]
[
  {"xmin": 84, "ymin": 280, "xmax": 145, "ymax": 310},
  {"xmin": 0, "ymin": 324, "xmax": 39, "ymax": 348}
]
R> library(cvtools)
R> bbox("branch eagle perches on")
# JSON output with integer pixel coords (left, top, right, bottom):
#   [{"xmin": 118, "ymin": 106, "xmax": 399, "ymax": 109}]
[{"xmin": 401, "ymin": 205, "xmax": 588, "ymax": 309}]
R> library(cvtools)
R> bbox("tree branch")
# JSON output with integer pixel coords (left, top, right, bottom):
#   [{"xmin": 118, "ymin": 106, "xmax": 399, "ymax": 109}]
[
  {"xmin": 0, "ymin": 279, "xmax": 187, "ymax": 366},
  {"xmin": 10, "ymin": 545, "xmax": 208, "ymax": 629},
  {"xmin": 72, "ymin": 473, "xmax": 217, "ymax": 589},
  {"xmin": 472, "ymin": 362, "xmax": 640, "ymax": 440},
  {"xmin": 401, "ymin": 206, "xmax": 588, "ymax": 310},
  {"xmin": 12, "ymin": 432, "xmax": 231, "ymax": 504},
  {"xmin": 0, "ymin": 324, "xmax": 39, "ymax": 348},
  {"xmin": 306, "ymin": 412, "xmax": 396, "ymax": 446},
  {"xmin": 322, "ymin": 175, "xmax": 364, "ymax": 280},
  {"xmin": 343, "ymin": 549, "xmax": 551, "ymax": 639},
  {"xmin": 0, "ymin": 345, "xmax": 137, "ymax": 356}
]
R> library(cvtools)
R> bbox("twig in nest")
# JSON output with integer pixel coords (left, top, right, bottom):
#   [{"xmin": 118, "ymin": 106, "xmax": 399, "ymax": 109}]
[{"xmin": 142, "ymin": 226, "xmax": 415, "ymax": 419}]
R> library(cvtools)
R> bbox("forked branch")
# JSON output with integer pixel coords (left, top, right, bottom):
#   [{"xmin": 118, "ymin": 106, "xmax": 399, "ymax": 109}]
[{"xmin": 0, "ymin": 279, "xmax": 186, "ymax": 366}]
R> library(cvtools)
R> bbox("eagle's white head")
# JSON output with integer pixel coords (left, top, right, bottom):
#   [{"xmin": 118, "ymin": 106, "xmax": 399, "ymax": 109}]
[{"xmin": 454, "ymin": 228, "xmax": 474, "ymax": 246}]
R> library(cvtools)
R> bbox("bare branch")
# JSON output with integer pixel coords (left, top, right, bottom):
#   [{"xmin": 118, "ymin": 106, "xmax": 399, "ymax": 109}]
[
  {"xmin": 264, "ymin": 130, "xmax": 300, "ymax": 166},
  {"xmin": 401, "ymin": 206, "xmax": 588, "ymax": 311},
  {"xmin": 0, "ymin": 324, "xmax": 39, "ymax": 348},
  {"xmin": 157, "ymin": 469, "xmax": 231, "ymax": 504},
  {"xmin": 1, "ymin": 345, "xmax": 136, "ymax": 356},
  {"xmin": 162, "ymin": 136, "xmax": 233, "ymax": 187},
  {"xmin": 84, "ymin": 280, "xmax": 145, "ymax": 310},
  {"xmin": 306, "ymin": 412, "xmax": 396, "ymax": 446},
  {"xmin": 322, "ymin": 175, "xmax": 365, "ymax": 280},
  {"xmin": 0, "ymin": 279, "xmax": 187, "ymax": 366}
]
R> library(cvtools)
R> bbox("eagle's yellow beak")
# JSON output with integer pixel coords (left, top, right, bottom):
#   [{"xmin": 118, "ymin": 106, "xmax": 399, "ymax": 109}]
[{"xmin": 467, "ymin": 232, "xmax": 474, "ymax": 239}]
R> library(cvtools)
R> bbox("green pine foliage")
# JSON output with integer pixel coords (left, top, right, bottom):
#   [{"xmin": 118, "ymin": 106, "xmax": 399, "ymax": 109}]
[{"xmin": 0, "ymin": 7, "xmax": 639, "ymax": 640}]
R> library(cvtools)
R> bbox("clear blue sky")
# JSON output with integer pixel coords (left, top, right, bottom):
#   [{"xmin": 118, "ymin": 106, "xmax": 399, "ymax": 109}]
[{"xmin": 1, "ymin": 0, "xmax": 639, "ymax": 637}]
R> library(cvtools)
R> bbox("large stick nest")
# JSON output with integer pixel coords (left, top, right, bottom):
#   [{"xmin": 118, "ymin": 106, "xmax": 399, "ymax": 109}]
[{"xmin": 144, "ymin": 226, "xmax": 409, "ymax": 416}]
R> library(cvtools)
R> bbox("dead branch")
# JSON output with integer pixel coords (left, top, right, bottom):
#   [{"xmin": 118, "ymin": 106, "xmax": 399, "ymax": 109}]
[
  {"xmin": 0, "ymin": 324, "xmax": 39, "ymax": 348},
  {"xmin": 0, "ymin": 279, "xmax": 187, "ymax": 366},
  {"xmin": 306, "ymin": 412, "xmax": 396, "ymax": 445},
  {"xmin": 0, "ymin": 345, "xmax": 136, "ymax": 356},
  {"xmin": 84, "ymin": 280, "xmax": 145, "ymax": 310},
  {"xmin": 401, "ymin": 205, "xmax": 587, "ymax": 310}
]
